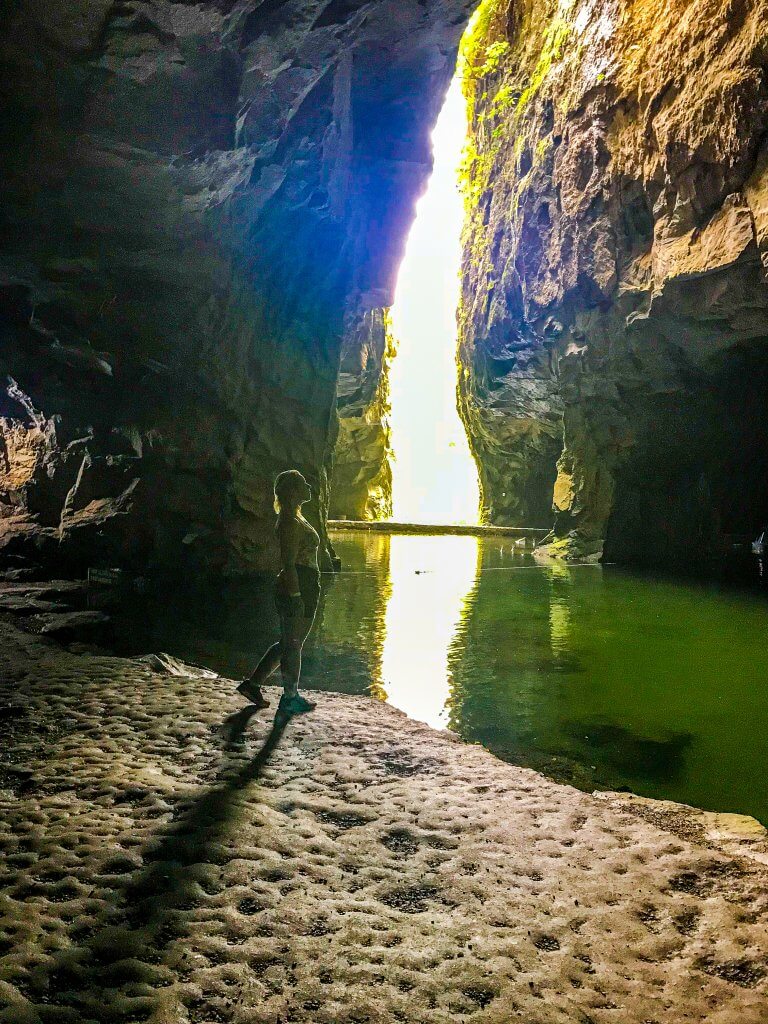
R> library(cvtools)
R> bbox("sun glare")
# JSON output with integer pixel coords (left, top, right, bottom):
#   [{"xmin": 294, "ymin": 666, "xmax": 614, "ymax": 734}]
[{"xmin": 388, "ymin": 75, "xmax": 480, "ymax": 526}]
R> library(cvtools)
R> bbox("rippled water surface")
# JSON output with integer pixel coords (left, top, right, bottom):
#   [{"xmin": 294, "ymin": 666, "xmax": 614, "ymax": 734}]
[{"xmin": 116, "ymin": 532, "xmax": 768, "ymax": 823}]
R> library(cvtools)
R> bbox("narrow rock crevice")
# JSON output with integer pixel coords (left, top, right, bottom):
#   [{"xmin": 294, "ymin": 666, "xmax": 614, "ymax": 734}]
[{"xmin": 329, "ymin": 309, "xmax": 394, "ymax": 521}]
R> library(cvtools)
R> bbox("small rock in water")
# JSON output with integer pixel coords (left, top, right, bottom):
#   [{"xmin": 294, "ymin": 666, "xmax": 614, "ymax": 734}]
[
  {"xmin": 0, "ymin": 594, "xmax": 69, "ymax": 614},
  {"xmin": 0, "ymin": 580, "xmax": 86, "ymax": 599},
  {"xmin": 136, "ymin": 652, "xmax": 218, "ymax": 679},
  {"xmin": 0, "ymin": 567, "xmax": 39, "ymax": 582}
]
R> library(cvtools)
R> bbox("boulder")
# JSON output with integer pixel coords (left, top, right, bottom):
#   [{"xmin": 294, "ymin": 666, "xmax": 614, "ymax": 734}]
[
  {"xmin": 29, "ymin": 610, "xmax": 110, "ymax": 641},
  {"xmin": 136, "ymin": 652, "xmax": 218, "ymax": 679}
]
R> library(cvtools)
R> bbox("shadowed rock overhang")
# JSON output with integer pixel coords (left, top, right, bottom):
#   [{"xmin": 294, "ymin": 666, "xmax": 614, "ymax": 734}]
[{"xmin": 0, "ymin": 0, "xmax": 474, "ymax": 575}]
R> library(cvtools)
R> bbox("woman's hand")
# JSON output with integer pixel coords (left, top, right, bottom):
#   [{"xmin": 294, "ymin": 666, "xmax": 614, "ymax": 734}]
[{"xmin": 276, "ymin": 569, "xmax": 301, "ymax": 596}]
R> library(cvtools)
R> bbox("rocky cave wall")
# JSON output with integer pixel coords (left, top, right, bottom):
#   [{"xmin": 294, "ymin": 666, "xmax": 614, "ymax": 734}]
[
  {"xmin": 459, "ymin": 0, "xmax": 768, "ymax": 564},
  {"xmin": 0, "ymin": 0, "xmax": 474, "ymax": 575},
  {"xmin": 328, "ymin": 308, "xmax": 394, "ymax": 521}
]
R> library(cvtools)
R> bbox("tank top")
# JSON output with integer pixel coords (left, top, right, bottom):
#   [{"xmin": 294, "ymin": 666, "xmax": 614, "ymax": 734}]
[{"xmin": 277, "ymin": 513, "xmax": 319, "ymax": 568}]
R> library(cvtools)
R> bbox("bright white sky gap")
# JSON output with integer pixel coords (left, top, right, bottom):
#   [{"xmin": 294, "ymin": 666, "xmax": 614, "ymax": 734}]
[{"xmin": 388, "ymin": 75, "xmax": 480, "ymax": 526}]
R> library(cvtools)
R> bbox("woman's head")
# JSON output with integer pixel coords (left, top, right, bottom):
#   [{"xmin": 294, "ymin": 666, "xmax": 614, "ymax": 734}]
[{"xmin": 274, "ymin": 470, "xmax": 311, "ymax": 514}]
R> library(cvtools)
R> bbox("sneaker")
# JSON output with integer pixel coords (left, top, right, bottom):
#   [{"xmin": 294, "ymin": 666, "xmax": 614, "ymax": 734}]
[
  {"xmin": 236, "ymin": 680, "xmax": 269, "ymax": 708},
  {"xmin": 277, "ymin": 693, "xmax": 316, "ymax": 716}
]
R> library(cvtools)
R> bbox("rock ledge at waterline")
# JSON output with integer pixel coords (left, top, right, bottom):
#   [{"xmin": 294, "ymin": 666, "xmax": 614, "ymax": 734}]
[{"xmin": 1, "ymin": 620, "xmax": 766, "ymax": 1023}]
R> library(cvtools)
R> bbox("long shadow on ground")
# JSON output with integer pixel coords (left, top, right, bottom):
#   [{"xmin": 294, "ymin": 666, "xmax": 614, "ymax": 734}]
[{"xmin": 36, "ymin": 709, "xmax": 292, "ymax": 1024}]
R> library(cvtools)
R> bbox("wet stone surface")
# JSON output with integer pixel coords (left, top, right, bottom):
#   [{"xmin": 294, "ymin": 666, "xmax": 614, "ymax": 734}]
[{"xmin": 0, "ymin": 621, "xmax": 767, "ymax": 1023}]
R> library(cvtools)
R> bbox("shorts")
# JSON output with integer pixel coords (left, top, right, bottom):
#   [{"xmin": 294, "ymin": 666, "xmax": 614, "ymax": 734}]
[{"xmin": 274, "ymin": 564, "xmax": 320, "ymax": 619}]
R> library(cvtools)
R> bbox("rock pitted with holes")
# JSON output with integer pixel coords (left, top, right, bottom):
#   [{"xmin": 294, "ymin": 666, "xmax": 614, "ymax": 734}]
[{"xmin": 1, "ymin": 619, "xmax": 766, "ymax": 1022}]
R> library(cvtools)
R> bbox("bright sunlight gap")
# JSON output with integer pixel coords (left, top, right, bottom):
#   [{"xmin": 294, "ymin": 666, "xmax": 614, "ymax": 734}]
[{"xmin": 387, "ymin": 75, "xmax": 480, "ymax": 526}]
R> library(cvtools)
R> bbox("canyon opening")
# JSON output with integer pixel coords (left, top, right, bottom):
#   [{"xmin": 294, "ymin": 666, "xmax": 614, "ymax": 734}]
[
  {"xmin": 2, "ymin": 2, "xmax": 768, "ymax": 1021},
  {"xmin": 387, "ymin": 74, "xmax": 480, "ymax": 526}
]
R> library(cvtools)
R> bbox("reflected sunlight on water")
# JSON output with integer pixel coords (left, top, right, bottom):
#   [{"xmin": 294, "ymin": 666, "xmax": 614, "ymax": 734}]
[
  {"xmin": 378, "ymin": 534, "xmax": 478, "ymax": 728},
  {"xmin": 113, "ymin": 531, "xmax": 768, "ymax": 824},
  {"xmin": 548, "ymin": 561, "xmax": 573, "ymax": 658},
  {"xmin": 316, "ymin": 533, "xmax": 768, "ymax": 823}
]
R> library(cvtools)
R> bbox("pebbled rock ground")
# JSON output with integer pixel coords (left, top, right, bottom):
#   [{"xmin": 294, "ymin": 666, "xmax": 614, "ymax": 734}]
[{"xmin": 1, "ymin": 620, "xmax": 767, "ymax": 1024}]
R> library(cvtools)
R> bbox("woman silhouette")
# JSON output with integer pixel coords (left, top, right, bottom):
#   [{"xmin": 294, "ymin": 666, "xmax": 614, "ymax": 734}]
[{"xmin": 237, "ymin": 470, "xmax": 320, "ymax": 715}]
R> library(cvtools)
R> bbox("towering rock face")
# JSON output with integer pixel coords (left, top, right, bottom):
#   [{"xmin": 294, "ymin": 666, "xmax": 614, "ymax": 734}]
[
  {"xmin": 459, "ymin": 0, "xmax": 768, "ymax": 564},
  {"xmin": 0, "ymin": 0, "xmax": 473, "ymax": 574},
  {"xmin": 329, "ymin": 309, "xmax": 394, "ymax": 521}
]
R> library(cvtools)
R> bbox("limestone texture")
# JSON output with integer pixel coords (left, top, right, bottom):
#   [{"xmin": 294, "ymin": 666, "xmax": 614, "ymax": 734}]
[
  {"xmin": 0, "ymin": 0, "xmax": 474, "ymax": 574},
  {"xmin": 0, "ymin": 619, "xmax": 767, "ymax": 1022},
  {"xmin": 459, "ymin": 0, "xmax": 768, "ymax": 564},
  {"xmin": 328, "ymin": 309, "xmax": 394, "ymax": 521}
]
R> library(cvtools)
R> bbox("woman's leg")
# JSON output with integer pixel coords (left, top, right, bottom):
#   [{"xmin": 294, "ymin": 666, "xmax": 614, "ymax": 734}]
[
  {"xmin": 279, "ymin": 616, "xmax": 313, "ymax": 695},
  {"xmin": 238, "ymin": 641, "xmax": 281, "ymax": 705},
  {"xmin": 248, "ymin": 642, "xmax": 282, "ymax": 686}
]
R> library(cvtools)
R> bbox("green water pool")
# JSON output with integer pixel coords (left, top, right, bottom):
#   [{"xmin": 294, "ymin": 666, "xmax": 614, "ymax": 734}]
[{"xmin": 115, "ymin": 531, "xmax": 768, "ymax": 824}]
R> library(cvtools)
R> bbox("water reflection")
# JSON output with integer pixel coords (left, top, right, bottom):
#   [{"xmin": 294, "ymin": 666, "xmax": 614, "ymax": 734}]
[
  {"xmin": 378, "ymin": 535, "xmax": 478, "ymax": 728},
  {"xmin": 108, "ymin": 532, "xmax": 768, "ymax": 824},
  {"xmin": 319, "ymin": 533, "xmax": 768, "ymax": 824},
  {"xmin": 548, "ymin": 561, "xmax": 573, "ymax": 660},
  {"xmin": 308, "ymin": 532, "xmax": 392, "ymax": 696}
]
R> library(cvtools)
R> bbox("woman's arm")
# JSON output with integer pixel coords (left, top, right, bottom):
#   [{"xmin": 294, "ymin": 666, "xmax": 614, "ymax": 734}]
[{"xmin": 277, "ymin": 518, "xmax": 301, "ymax": 596}]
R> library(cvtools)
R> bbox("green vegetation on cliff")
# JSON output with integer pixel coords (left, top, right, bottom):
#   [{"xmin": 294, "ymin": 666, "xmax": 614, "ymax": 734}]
[
  {"xmin": 458, "ymin": 0, "xmax": 572, "ymax": 217},
  {"xmin": 457, "ymin": 0, "xmax": 768, "ymax": 562}
]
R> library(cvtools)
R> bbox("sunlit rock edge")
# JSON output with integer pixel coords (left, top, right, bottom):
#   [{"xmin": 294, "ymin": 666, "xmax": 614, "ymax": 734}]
[
  {"xmin": 458, "ymin": 0, "xmax": 768, "ymax": 565},
  {"xmin": 328, "ymin": 309, "xmax": 394, "ymax": 521}
]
